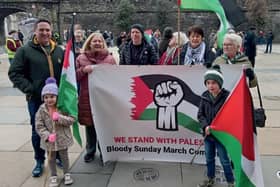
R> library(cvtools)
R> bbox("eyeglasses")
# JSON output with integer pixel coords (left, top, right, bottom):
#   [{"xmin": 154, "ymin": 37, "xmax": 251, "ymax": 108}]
[{"xmin": 223, "ymin": 43, "xmax": 234, "ymax": 47}]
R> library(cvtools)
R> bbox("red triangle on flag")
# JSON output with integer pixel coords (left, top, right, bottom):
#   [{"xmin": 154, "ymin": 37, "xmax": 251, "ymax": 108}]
[{"xmin": 210, "ymin": 73, "xmax": 255, "ymax": 160}]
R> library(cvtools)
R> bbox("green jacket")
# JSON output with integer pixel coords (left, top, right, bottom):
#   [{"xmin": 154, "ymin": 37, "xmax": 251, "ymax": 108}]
[
  {"xmin": 8, "ymin": 38, "xmax": 64, "ymax": 101},
  {"xmin": 213, "ymin": 53, "xmax": 257, "ymax": 87}
]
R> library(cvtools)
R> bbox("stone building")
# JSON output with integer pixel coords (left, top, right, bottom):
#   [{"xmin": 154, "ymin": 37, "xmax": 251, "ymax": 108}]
[{"xmin": 0, "ymin": 0, "xmax": 279, "ymax": 45}]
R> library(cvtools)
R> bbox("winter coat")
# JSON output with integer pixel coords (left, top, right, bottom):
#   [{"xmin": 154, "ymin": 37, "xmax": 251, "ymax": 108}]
[
  {"xmin": 76, "ymin": 49, "xmax": 116, "ymax": 126},
  {"xmin": 8, "ymin": 38, "xmax": 64, "ymax": 101},
  {"xmin": 266, "ymin": 32, "xmax": 274, "ymax": 43},
  {"xmin": 244, "ymin": 31, "xmax": 257, "ymax": 58},
  {"xmin": 119, "ymin": 40, "xmax": 158, "ymax": 65},
  {"xmin": 213, "ymin": 53, "xmax": 257, "ymax": 88},
  {"xmin": 158, "ymin": 47, "xmax": 180, "ymax": 65},
  {"xmin": 180, "ymin": 42, "xmax": 215, "ymax": 66},
  {"xmin": 35, "ymin": 104, "xmax": 74, "ymax": 151},
  {"xmin": 197, "ymin": 89, "xmax": 229, "ymax": 137}
]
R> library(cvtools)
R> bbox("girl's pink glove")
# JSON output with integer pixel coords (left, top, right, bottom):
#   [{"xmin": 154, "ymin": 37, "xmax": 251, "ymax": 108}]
[
  {"xmin": 48, "ymin": 133, "xmax": 56, "ymax": 143},
  {"xmin": 52, "ymin": 112, "xmax": 60, "ymax": 121}
]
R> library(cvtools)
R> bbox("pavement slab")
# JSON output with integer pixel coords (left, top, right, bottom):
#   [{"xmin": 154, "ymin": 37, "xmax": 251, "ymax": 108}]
[
  {"xmin": 108, "ymin": 161, "xmax": 182, "ymax": 187},
  {"xmin": 0, "ymin": 125, "xmax": 30, "ymax": 151},
  {"xmin": 71, "ymin": 151, "xmax": 116, "ymax": 175},
  {"xmin": 0, "ymin": 46, "xmax": 280, "ymax": 187},
  {"xmin": 261, "ymin": 156, "xmax": 280, "ymax": 187}
]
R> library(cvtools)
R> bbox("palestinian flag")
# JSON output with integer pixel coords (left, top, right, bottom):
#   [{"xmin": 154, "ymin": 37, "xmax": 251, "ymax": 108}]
[
  {"xmin": 178, "ymin": 0, "xmax": 230, "ymax": 48},
  {"xmin": 210, "ymin": 73, "xmax": 264, "ymax": 187},
  {"xmin": 57, "ymin": 38, "xmax": 82, "ymax": 146},
  {"xmin": 130, "ymin": 74, "xmax": 201, "ymax": 134}
]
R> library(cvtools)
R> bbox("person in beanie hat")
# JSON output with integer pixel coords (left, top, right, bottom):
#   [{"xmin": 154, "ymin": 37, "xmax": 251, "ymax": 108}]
[
  {"xmin": 130, "ymin": 24, "xmax": 145, "ymax": 39},
  {"xmin": 119, "ymin": 23, "xmax": 158, "ymax": 65},
  {"xmin": 197, "ymin": 65, "xmax": 235, "ymax": 187},
  {"xmin": 41, "ymin": 77, "xmax": 58, "ymax": 100},
  {"xmin": 204, "ymin": 64, "xmax": 224, "ymax": 88},
  {"xmin": 36, "ymin": 77, "xmax": 75, "ymax": 187}
]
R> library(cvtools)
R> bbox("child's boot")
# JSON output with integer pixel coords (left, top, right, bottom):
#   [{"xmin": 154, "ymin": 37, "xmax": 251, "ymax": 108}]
[{"xmin": 197, "ymin": 178, "xmax": 215, "ymax": 187}]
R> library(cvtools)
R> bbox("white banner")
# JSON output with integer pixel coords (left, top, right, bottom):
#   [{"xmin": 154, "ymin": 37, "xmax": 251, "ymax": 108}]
[{"xmin": 89, "ymin": 65, "xmax": 243, "ymax": 163}]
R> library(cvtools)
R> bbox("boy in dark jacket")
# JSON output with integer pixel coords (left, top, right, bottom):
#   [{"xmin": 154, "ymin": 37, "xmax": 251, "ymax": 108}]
[{"xmin": 197, "ymin": 65, "xmax": 234, "ymax": 187}]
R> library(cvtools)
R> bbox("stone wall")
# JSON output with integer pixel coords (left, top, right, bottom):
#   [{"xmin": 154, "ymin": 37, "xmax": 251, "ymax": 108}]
[
  {"xmin": 59, "ymin": 0, "xmax": 219, "ymax": 42},
  {"xmin": 58, "ymin": 0, "xmax": 280, "ymax": 41}
]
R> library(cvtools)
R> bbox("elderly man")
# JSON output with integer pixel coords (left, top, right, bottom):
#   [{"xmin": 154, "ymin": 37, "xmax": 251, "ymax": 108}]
[
  {"xmin": 119, "ymin": 23, "xmax": 158, "ymax": 65},
  {"xmin": 8, "ymin": 19, "xmax": 64, "ymax": 177},
  {"xmin": 213, "ymin": 33, "xmax": 257, "ymax": 88}
]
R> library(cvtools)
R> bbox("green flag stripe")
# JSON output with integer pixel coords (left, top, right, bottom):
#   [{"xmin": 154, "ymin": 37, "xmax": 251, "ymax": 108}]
[
  {"xmin": 58, "ymin": 74, "xmax": 78, "ymax": 116},
  {"xmin": 57, "ymin": 74, "xmax": 82, "ymax": 146},
  {"xmin": 139, "ymin": 108, "xmax": 201, "ymax": 134},
  {"xmin": 211, "ymin": 130, "xmax": 255, "ymax": 187},
  {"xmin": 179, "ymin": 0, "xmax": 229, "ymax": 48}
]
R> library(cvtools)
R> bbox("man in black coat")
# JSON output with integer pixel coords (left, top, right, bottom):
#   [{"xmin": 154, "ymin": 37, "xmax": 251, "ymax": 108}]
[
  {"xmin": 119, "ymin": 24, "xmax": 158, "ymax": 65},
  {"xmin": 244, "ymin": 27, "xmax": 257, "ymax": 67}
]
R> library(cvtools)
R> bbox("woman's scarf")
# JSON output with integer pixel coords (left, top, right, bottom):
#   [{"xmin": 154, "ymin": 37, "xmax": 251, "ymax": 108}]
[
  {"xmin": 184, "ymin": 42, "xmax": 206, "ymax": 65},
  {"xmin": 222, "ymin": 52, "xmax": 244, "ymax": 64}
]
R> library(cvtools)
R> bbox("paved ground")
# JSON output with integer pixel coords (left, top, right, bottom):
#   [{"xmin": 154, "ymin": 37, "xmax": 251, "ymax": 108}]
[{"xmin": 0, "ymin": 45, "xmax": 280, "ymax": 187}]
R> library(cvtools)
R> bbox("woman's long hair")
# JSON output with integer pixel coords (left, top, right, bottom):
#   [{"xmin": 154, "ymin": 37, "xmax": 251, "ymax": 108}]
[{"xmin": 82, "ymin": 32, "xmax": 108, "ymax": 52}]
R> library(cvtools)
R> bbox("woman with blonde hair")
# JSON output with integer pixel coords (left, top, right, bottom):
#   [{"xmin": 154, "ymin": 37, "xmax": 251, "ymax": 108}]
[
  {"xmin": 158, "ymin": 31, "xmax": 188, "ymax": 65},
  {"xmin": 76, "ymin": 32, "xmax": 116, "ymax": 163}
]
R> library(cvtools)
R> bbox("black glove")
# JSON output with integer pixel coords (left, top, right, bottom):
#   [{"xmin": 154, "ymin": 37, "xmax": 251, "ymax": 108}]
[
  {"xmin": 204, "ymin": 62, "xmax": 212, "ymax": 68},
  {"xmin": 245, "ymin": 68, "xmax": 254, "ymax": 81}
]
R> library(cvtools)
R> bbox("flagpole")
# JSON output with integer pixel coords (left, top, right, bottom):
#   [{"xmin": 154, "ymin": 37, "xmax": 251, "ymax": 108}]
[
  {"xmin": 177, "ymin": 1, "xmax": 181, "ymax": 65},
  {"xmin": 71, "ymin": 12, "xmax": 77, "ymax": 61}
]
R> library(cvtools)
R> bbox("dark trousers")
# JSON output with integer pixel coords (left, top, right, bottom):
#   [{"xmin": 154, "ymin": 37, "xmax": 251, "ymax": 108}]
[
  {"xmin": 27, "ymin": 99, "xmax": 45, "ymax": 163},
  {"xmin": 265, "ymin": 42, "xmax": 272, "ymax": 53},
  {"xmin": 248, "ymin": 56, "xmax": 255, "ymax": 68},
  {"xmin": 85, "ymin": 125, "xmax": 97, "ymax": 155}
]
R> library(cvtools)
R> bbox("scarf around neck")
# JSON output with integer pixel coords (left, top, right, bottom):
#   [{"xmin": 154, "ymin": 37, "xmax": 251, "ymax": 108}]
[{"xmin": 184, "ymin": 41, "xmax": 206, "ymax": 65}]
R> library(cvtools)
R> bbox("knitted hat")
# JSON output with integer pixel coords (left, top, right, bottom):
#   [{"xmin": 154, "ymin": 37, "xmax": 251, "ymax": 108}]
[
  {"xmin": 204, "ymin": 65, "xmax": 224, "ymax": 88},
  {"xmin": 130, "ymin": 23, "xmax": 145, "ymax": 37},
  {"xmin": 41, "ymin": 77, "xmax": 58, "ymax": 99}
]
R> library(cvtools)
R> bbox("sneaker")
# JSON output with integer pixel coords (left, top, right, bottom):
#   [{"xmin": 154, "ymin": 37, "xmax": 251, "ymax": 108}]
[
  {"xmin": 84, "ymin": 153, "xmax": 95, "ymax": 163},
  {"xmin": 64, "ymin": 173, "xmax": 74, "ymax": 185},
  {"xmin": 32, "ymin": 161, "xmax": 44, "ymax": 177},
  {"xmin": 49, "ymin": 176, "xmax": 58, "ymax": 187},
  {"xmin": 197, "ymin": 178, "xmax": 215, "ymax": 187},
  {"xmin": 228, "ymin": 182, "xmax": 235, "ymax": 187},
  {"xmin": 56, "ymin": 158, "xmax": 63, "ymax": 169}
]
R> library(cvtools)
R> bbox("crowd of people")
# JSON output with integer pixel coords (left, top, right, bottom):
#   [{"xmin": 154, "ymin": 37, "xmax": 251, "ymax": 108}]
[{"xmin": 6, "ymin": 18, "xmax": 273, "ymax": 187}]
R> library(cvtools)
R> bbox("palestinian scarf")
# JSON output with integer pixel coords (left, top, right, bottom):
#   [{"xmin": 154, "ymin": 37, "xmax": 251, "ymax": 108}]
[{"xmin": 184, "ymin": 42, "xmax": 206, "ymax": 65}]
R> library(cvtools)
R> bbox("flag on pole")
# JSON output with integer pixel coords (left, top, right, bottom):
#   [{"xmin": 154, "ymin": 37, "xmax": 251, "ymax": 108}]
[
  {"xmin": 210, "ymin": 73, "xmax": 264, "ymax": 187},
  {"xmin": 57, "ymin": 16, "xmax": 82, "ymax": 146},
  {"xmin": 178, "ymin": 0, "xmax": 231, "ymax": 48}
]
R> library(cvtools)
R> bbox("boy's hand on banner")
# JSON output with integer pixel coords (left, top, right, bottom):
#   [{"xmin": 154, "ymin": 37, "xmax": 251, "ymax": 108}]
[{"xmin": 205, "ymin": 126, "xmax": 211, "ymax": 135}]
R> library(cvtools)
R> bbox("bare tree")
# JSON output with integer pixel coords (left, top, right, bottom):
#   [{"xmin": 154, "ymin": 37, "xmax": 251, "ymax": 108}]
[{"xmin": 245, "ymin": 0, "xmax": 268, "ymax": 28}]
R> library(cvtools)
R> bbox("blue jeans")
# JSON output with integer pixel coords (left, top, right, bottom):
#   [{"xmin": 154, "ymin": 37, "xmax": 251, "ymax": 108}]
[
  {"xmin": 204, "ymin": 136, "xmax": 234, "ymax": 183},
  {"xmin": 27, "ymin": 99, "xmax": 45, "ymax": 163}
]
